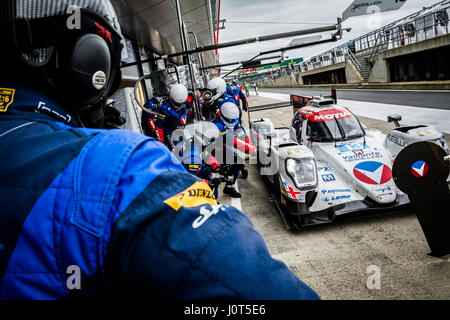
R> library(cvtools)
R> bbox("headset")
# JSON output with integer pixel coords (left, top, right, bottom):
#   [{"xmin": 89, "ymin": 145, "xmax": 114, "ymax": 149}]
[{"xmin": 8, "ymin": 8, "xmax": 123, "ymax": 111}]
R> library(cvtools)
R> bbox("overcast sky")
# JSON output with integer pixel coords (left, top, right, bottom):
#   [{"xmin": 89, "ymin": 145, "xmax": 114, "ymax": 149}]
[{"xmin": 217, "ymin": 0, "xmax": 440, "ymax": 68}]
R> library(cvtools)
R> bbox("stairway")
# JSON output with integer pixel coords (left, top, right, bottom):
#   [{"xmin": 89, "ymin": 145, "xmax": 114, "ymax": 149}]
[{"xmin": 356, "ymin": 56, "xmax": 371, "ymax": 83}]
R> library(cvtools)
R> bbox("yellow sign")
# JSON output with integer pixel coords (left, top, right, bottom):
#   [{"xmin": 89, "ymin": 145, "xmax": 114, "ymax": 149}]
[
  {"xmin": 164, "ymin": 181, "xmax": 217, "ymax": 211},
  {"xmin": 0, "ymin": 88, "xmax": 15, "ymax": 112}
]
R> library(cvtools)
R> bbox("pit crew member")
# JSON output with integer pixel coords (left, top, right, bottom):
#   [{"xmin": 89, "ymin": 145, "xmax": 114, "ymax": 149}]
[
  {"xmin": 143, "ymin": 83, "xmax": 188, "ymax": 150},
  {"xmin": 0, "ymin": 0, "xmax": 318, "ymax": 300}
]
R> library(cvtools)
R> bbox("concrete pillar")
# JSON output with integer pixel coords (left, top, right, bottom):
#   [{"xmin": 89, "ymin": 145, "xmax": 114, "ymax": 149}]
[
  {"xmin": 345, "ymin": 61, "xmax": 363, "ymax": 84},
  {"xmin": 368, "ymin": 56, "xmax": 390, "ymax": 83}
]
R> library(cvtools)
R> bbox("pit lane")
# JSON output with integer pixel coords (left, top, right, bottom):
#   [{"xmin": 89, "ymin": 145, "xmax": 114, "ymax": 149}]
[
  {"xmin": 219, "ymin": 93, "xmax": 450, "ymax": 300},
  {"xmin": 259, "ymin": 87, "xmax": 450, "ymax": 111}
]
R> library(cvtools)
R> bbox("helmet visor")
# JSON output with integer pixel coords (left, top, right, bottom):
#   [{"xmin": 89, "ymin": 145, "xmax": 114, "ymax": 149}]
[
  {"xmin": 171, "ymin": 99, "xmax": 185, "ymax": 110},
  {"xmin": 222, "ymin": 114, "xmax": 239, "ymax": 128}
]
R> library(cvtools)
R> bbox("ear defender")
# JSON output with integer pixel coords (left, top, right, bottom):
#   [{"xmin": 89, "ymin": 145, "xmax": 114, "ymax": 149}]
[{"xmin": 65, "ymin": 33, "xmax": 112, "ymax": 107}]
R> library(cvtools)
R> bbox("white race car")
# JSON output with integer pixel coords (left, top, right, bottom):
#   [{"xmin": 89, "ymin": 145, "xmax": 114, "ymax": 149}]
[{"xmin": 250, "ymin": 96, "xmax": 448, "ymax": 229}]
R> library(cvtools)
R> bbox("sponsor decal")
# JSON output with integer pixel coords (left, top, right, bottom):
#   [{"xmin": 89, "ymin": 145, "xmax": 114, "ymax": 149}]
[
  {"xmin": 287, "ymin": 148, "xmax": 303, "ymax": 155},
  {"xmin": 282, "ymin": 182, "xmax": 304, "ymax": 201},
  {"xmin": 192, "ymin": 205, "xmax": 225, "ymax": 229},
  {"xmin": 387, "ymin": 133, "xmax": 408, "ymax": 147},
  {"xmin": 342, "ymin": 151, "xmax": 382, "ymax": 162},
  {"xmin": 321, "ymin": 174, "xmax": 336, "ymax": 182},
  {"xmin": 321, "ymin": 195, "xmax": 351, "ymax": 202},
  {"xmin": 0, "ymin": 88, "xmax": 15, "ymax": 112},
  {"xmin": 337, "ymin": 141, "xmax": 369, "ymax": 153},
  {"xmin": 164, "ymin": 181, "xmax": 217, "ymax": 211},
  {"xmin": 373, "ymin": 186, "xmax": 392, "ymax": 193},
  {"xmin": 417, "ymin": 129, "xmax": 438, "ymax": 137},
  {"xmin": 411, "ymin": 161, "xmax": 429, "ymax": 178},
  {"xmin": 318, "ymin": 166, "xmax": 330, "ymax": 172},
  {"xmin": 92, "ymin": 70, "xmax": 106, "ymax": 90},
  {"xmin": 299, "ymin": 107, "xmax": 352, "ymax": 122},
  {"xmin": 94, "ymin": 22, "xmax": 112, "ymax": 43},
  {"xmin": 37, "ymin": 101, "xmax": 72, "ymax": 124},
  {"xmin": 372, "ymin": 186, "xmax": 393, "ymax": 196},
  {"xmin": 313, "ymin": 110, "xmax": 352, "ymax": 122},
  {"xmin": 353, "ymin": 161, "xmax": 392, "ymax": 185},
  {"xmin": 321, "ymin": 189, "xmax": 351, "ymax": 195}
]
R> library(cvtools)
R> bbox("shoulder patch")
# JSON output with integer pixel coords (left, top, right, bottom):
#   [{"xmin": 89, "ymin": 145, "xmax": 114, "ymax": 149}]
[
  {"xmin": 0, "ymin": 88, "xmax": 15, "ymax": 112},
  {"xmin": 164, "ymin": 181, "xmax": 217, "ymax": 211}
]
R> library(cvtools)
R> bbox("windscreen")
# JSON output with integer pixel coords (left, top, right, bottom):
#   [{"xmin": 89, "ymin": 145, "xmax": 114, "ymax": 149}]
[{"xmin": 307, "ymin": 114, "xmax": 365, "ymax": 142}]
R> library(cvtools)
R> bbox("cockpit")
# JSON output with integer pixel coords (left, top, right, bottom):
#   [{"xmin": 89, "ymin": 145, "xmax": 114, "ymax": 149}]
[{"xmin": 306, "ymin": 112, "xmax": 366, "ymax": 143}]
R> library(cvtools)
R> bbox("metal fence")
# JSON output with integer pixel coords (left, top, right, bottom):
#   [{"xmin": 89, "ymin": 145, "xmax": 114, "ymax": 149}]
[{"xmin": 299, "ymin": 0, "xmax": 450, "ymax": 73}]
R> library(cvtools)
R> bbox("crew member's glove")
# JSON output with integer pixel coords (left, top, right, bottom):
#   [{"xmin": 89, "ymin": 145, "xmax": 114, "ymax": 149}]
[
  {"xmin": 213, "ymin": 165, "xmax": 225, "ymax": 175},
  {"xmin": 104, "ymin": 106, "xmax": 126, "ymax": 129}
]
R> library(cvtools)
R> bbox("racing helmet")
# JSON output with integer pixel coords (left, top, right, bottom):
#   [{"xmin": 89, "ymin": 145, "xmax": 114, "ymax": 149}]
[
  {"xmin": 169, "ymin": 84, "xmax": 188, "ymax": 111},
  {"xmin": 194, "ymin": 122, "xmax": 220, "ymax": 147},
  {"xmin": 1, "ymin": 0, "xmax": 124, "ymax": 112},
  {"xmin": 207, "ymin": 78, "xmax": 227, "ymax": 102},
  {"xmin": 220, "ymin": 102, "xmax": 240, "ymax": 129}
]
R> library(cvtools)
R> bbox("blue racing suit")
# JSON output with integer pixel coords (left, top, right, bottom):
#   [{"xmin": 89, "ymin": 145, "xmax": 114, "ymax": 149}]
[
  {"xmin": 226, "ymin": 84, "xmax": 248, "ymax": 111},
  {"xmin": 211, "ymin": 116, "xmax": 253, "ymax": 186},
  {"xmin": 143, "ymin": 97, "xmax": 187, "ymax": 149},
  {"xmin": 0, "ymin": 83, "xmax": 319, "ymax": 300},
  {"xmin": 208, "ymin": 92, "xmax": 237, "ymax": 116},
  {"xmin": 175, "ymin": 137, "xmax": 223, "ymax": 199}
]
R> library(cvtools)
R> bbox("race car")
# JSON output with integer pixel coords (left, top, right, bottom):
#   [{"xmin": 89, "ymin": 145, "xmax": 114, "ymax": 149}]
[
  {"xmin": 382, "ymin": 114, "xmax": 449, "ymax": 158},
  {"xmin": 250, "ymin": 96, "xmax": 421, "ymax": 229}
]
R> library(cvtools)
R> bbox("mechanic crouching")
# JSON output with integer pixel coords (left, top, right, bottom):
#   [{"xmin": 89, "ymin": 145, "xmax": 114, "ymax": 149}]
[
  {"xmin": 176, "ymin": 122, "xmax": 231, "ymax": 200},
  {"xmin": 0, "ymin": 0, "xmax": 318, "ymax": 300},
  {"xmin": 213, "ymin": 102, "xmax": 257, "ymax": 198}
]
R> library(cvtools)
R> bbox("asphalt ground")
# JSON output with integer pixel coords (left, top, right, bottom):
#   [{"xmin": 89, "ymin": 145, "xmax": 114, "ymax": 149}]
[
  {"xmin": 259, "ymin": 87, "xmax": 450, "ymax": 111},
  {"xmin": 217, "ymin": 94, "xmax": 450, "ymax": 300}
]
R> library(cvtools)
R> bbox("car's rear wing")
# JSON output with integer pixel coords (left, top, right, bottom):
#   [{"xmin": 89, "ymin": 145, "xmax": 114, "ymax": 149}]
[
  {"xmin": 247, "ymin": 89, "xmax": 338, "ymax": 128},
  {"xmin": 290, "ymin": 89, "xmax": 337, "ymax": 109}
]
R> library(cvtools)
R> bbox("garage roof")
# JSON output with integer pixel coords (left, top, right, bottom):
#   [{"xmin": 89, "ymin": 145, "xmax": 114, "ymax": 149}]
[{"xmin": 112, "ymin": 0, "xmax": 219, "ymax": 66}]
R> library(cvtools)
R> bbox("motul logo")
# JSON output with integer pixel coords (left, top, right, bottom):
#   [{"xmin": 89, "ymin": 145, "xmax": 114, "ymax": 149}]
[{"xmin": 314, "ymin": 111, "xmax": 351, "ymax": 121}]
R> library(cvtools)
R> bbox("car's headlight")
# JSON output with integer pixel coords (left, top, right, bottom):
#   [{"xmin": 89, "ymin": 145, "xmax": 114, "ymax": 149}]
[{"xmin": 285, "ymin": 158, "xmax": 318, "ymax": 190}]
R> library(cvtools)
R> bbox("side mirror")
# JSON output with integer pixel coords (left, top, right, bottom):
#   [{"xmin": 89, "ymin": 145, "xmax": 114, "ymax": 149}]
[{"xmin": 388, "ymin": 114, "xmax": 402, "ymax": 127}]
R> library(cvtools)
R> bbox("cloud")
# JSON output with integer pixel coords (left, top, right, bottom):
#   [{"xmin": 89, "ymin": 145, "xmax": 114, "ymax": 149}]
[{"xmin": 217, "ymin": 0, "xmax": 439, "ymax": 65}]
